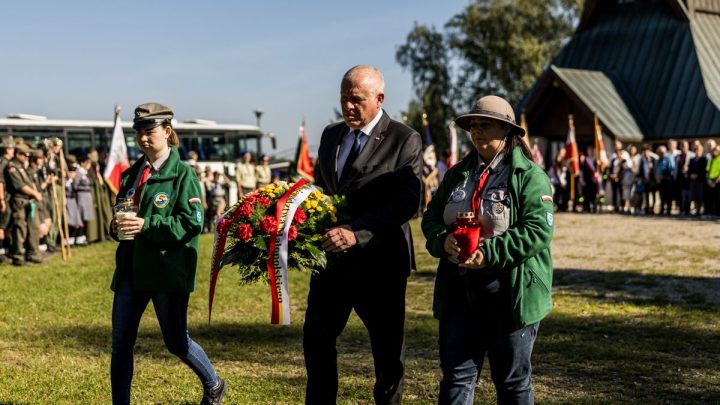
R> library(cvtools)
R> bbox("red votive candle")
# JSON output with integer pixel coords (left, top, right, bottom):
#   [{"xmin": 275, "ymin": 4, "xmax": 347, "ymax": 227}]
[{"xmin": 452, "ymin": 211, "xmax": 482, "ymax": 262}]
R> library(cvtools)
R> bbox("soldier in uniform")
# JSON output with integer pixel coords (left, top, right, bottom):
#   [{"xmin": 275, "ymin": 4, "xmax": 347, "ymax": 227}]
[
  {"xmin": 0, "ymin": 136, "xmax": 15, "ymax": 262},
  {"xmin": 28, "ymin": 148, "xmax": 53, "ymax": 251},
  {"xmin": 6, "ymin": 142, "xmax": 44, "ymax": 265}
]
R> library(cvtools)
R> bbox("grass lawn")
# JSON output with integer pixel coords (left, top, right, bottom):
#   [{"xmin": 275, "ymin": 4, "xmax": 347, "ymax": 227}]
[{"xmin": 0, "ymin": 214, "xmax": 718, "ymax": 404}]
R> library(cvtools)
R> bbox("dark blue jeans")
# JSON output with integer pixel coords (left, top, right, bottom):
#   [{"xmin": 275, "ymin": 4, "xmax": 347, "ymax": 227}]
[
  {"xmin": 438, "ymin": 298, "xmax": 539, "ymax": 405},
  {"xmin": 111, "ymin": 273, "xmax": 219, "ymax": 405}
]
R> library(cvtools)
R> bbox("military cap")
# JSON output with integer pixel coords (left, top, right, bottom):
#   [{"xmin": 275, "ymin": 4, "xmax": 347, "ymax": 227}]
[
  {"xmin": 65, "ymin": 154, "xmax": 78, "ymax": 165},
  {"xmin": 0, "ymin": 136, "xmax": 15, "ymax": 148},
  {"xmin": 14, "ymin": 143, "xmax": 31, "ymax": 154},
  {"xmin": 45, "ymin": 137, "xmax": 63, "ymax": 147},
  {"xmin": 133, "ymin": 102, "xmax": 174, "ymax": 130},
  {"xmin": 31, "ymin": 149, "xmax": 45, "ymax": 159},
  {"xmin": 88, "ymin": 150, "xmax": 99, "ymax": 163}
]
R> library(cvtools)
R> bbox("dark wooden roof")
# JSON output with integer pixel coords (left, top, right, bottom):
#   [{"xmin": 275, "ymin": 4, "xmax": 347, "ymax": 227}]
[{"xmin": 519, "ymin": 0, "xmax": 720, "ymax": 141}]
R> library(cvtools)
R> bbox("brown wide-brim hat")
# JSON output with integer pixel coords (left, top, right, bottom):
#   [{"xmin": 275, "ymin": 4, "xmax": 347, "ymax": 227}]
[{"xmin": 454, "ymin": 95, "xmax": 525, "ymax": 137}]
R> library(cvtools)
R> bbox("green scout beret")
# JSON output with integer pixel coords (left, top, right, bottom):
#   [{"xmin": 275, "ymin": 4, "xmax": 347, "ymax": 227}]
[
  {"xmin": 14, "ymin": 143, "xmax": 31, "ymax": 154},
  {"xmin": 133, "ymin": 102, "xmax": 174, "ymax": 130}
]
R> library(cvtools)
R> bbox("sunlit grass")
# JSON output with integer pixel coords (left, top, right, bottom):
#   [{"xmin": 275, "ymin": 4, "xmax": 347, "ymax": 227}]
[{"xmin": 0, "ymin": 214, "xmax": 718, "ymax": 403}]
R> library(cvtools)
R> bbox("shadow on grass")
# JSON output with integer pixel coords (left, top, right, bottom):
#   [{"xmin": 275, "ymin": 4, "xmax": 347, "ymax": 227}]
[
  {"xmin": 537, "ymin": 310, "xmax": 720, "ymax": 403},
  {"xmin": 554, "ymin": 267, "xmax": 720, "ymax": 311}
]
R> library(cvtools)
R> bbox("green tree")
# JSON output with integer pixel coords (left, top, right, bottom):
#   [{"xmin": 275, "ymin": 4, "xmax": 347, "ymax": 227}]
[
  {"xmin": 396, "ymin": 23, "xmax": 454, "ymax": 153},
  {"xmin": 447, "ymin": 0, "xmax": 581, "ymax": 106},
  {"xmin": 397, "ymin": 0, "xmax": 582, "ymax": 150}
]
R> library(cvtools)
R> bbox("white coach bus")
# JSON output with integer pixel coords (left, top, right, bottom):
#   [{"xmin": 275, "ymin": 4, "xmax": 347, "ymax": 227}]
[{"xmin": 0, "ymin": 114, "xmax": 281, "ymax": 202}]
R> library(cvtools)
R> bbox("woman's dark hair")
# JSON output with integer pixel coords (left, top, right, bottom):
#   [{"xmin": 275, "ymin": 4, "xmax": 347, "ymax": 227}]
[{"xmin": 501, "ymin": 124, "xmax": 532, "ymax": 160}]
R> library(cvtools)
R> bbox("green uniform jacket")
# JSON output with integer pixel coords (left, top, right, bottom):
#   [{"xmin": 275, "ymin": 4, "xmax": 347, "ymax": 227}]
[
  {"xmin": 422, "ymin": 147, "xmax": 555, "ymax": 329},
  {"xmin": 110, "ymin": 147, "xmax": 204, "ymax": 293}
]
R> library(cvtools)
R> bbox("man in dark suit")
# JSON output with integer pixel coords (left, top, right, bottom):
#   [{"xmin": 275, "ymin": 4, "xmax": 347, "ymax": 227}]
[{"xmin": 304, "ymin": 65, "xmax": 423, "ymax": 404}]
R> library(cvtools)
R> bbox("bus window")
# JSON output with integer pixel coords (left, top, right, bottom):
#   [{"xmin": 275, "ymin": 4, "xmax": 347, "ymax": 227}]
[
  {"xmin": 5, "ymin": 128, "xmax": 64, "ymax": 149},
  {"xmin": 66, "ymin": 130, "xmax": 93, "ymax": 157},
  {"xmin": 229, "ymin": 134, "xmax": 259, "ymax": 161}
]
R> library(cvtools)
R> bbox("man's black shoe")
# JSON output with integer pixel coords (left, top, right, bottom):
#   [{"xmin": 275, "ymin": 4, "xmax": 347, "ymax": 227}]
[
  {"xmin": 12, "ymin": 259, "xmax": 25, "ymax": 266},
  {"xmin": 200, "ymin": 378, "xmax": 227, "ymax": 405},
  {"xmin": 27, "ymin": 257, "xmax": 43, "ymax": 264},
  {"xmin": 0, "ymin": 255, "xmax": 11, "ymax": 264}
]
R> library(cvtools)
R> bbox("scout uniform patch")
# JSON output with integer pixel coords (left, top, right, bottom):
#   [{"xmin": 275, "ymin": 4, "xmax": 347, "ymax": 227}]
[
  {"xmin": 492, "ymin": 201, "xmax": 504, "ymax": 214},
  {"xmin": 153, "ymin": 192, "xmax": 170, "ymax": 208},
  {"xmin": 546, "ymin": 212, "xmax": 554, "ymax": 226}
]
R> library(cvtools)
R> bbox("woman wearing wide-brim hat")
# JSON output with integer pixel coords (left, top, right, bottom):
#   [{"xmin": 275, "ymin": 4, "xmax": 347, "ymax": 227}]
[{"xmin": 422, "ymin": 95, "xmax": 554, "ymax": 404}]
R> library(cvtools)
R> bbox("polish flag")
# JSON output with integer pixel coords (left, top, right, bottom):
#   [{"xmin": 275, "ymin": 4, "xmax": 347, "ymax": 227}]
[{"xmin": 103, "ymin": 105, "xmax": 130, "ymax": 194}]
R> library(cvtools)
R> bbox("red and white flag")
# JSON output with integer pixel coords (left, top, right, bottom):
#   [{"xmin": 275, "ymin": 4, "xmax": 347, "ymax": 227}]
[
  {"xmin": 104, "ymin": 105, "xmax": 130, "ymax": 194},
  {"xmin": 565, "ymin": 115, "xmax": 580, "ymax": 174},
  {"xmin": 594, "ymin": 114, "xmax": 610, "ymax": 171}
]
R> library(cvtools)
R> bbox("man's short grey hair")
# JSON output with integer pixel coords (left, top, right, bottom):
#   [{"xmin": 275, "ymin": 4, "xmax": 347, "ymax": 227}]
[{"xmin": 342, "ymin": 65, "xmax": 385, "ymax": 96}]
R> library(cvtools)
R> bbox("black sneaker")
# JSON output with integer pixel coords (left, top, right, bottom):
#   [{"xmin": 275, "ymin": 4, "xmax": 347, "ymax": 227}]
[
  {"xmin": 200, "ymin": 378, "xmax": 227, "ymax": 405},
  {"xmin": 12, "ymin": 259, "xmax": 25, "ymax": 266}
]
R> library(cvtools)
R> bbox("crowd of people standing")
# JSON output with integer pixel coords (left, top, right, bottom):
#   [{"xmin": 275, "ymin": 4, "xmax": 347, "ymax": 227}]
[
  {"xmin": 548, "ymin": 138, "xmax": 720, "ymax": 218},
  {"xmin": 0, "ymin": 136, "xmax": 114, "ymax": 266}
]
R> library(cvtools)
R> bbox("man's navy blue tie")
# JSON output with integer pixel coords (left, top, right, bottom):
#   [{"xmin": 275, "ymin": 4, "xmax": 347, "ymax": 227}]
[{"xmin": 340, "ymin": 129, "xmax": 362, "ymax": 184}]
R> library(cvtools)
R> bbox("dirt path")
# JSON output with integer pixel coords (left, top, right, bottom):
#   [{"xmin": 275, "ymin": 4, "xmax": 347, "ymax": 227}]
[{"xmin": 552, "ymin": 213, "xmax": 720, "ymax": 309}]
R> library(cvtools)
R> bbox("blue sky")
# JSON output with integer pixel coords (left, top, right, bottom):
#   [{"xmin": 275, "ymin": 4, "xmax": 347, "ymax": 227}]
[{"xmin": 1, "ymin": 1, "xmax": 469, "ymax": 157}]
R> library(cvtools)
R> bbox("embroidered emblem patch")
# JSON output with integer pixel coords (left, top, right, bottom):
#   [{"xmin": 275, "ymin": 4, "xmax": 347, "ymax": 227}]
[
  {"xmin": 492, "ymin": 202, "xmax": 505, "ymax": 214},
  {"xmin": 188, "ymin": 197, "xmax": 201, "ymax": 205},
  {"xmin": 126, "ymin": 188, "xmax": 136, "ymax": 198},
  {"xmin": 546, "ymin": 212, "xmax": 554, "ymax": 227},
  {"xmin": 195, "ymin": 210, "xmax": 202, "ymax": 223},
  {"xmin": 541, "ymin": 195, "xmax": 553, "ymax": 203},
  {"xmin": 153, "ymin": 192, "xmax": 170, "ymax": 208},
  {"xmin": 451, "ymin": 189, "xmax": 466, "ymax": 202}
]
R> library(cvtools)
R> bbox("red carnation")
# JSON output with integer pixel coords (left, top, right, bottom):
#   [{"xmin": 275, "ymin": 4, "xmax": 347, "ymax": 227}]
[
  {"xmin": 235, "ymin": 223, "xmax": 253, "ymax": 242},
  {"xmin": 259, "ymin": 215, "xmax": 279, "ymax": 235},
  {"xmin": 293, "ymin": 209, "xmax": 307, "ymax": 225},
  {"xmin": 238, "ymin": 202, "xmax": 254, "ymax": 218},
  {"xmin": 243, "ymin": 194, "xmax": 257, "ymax": 204},
  {"xmin": 288, "ymin": 225, "xmax": 298, "ymax": 241},
  {"xmin": 257, "ymin": 196, "xmax": 271, "ymax": 207}
]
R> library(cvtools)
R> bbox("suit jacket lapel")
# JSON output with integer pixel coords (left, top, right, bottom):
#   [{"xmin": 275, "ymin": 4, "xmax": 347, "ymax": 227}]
[{"xmin": 327, "ymin": 123, "xmax": 348, "ymax": 193}]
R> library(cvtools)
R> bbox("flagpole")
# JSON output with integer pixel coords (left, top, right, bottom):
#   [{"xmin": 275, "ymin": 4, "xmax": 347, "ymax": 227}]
[{"xmin": 568, "ymin": 114, "xmax": 576, "ymax": 212}]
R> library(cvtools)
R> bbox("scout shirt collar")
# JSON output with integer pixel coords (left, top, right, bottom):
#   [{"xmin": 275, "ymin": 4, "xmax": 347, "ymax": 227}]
[{"xmin": 147, "ymin": 146, "xmax": 172, "ymax": 172}]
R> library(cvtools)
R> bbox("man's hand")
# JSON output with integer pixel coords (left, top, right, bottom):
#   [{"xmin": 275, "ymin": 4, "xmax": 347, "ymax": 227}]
[{"xmin": 321, "ymin": 225, "xmax": 357, "ymax": 253}]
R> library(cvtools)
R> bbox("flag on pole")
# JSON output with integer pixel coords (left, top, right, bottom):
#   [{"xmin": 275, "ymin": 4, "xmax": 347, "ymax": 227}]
[
  {"xmin": 294, "ymin": 120, "xmax": 314, "ymax": 182},
  {"xmin": 565, "ymin": 114, "xmax": 580, "ymax": 174},
  {"xmin": 448, "ymin": 121, "xmax": 458, "ymax": 167},
  {"xmin": 103, "ymin": 105, "xmax": 130, "ymax": 195},
  {"xmin": 594, "ymin": 113, "xmax": 610, "ymax": 171}
]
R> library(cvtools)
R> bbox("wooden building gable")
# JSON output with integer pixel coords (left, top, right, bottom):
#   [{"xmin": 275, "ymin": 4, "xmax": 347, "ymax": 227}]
[{"xmin": 519, "ymin": 0, "xmax": 720, "ymax": 143}]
